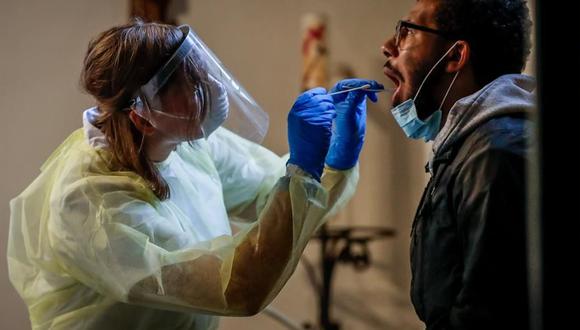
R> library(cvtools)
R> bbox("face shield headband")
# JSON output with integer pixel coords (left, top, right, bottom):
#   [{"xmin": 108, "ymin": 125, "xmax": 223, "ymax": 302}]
[{"xmin": 130, "ymin": 25, "xmax": 269, "ymax": 143}]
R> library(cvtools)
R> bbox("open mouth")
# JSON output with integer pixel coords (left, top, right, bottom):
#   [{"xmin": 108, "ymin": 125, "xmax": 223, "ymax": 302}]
[{"xmin": 383, "ymin": 64, "xmax": 403, "ymax": 103}]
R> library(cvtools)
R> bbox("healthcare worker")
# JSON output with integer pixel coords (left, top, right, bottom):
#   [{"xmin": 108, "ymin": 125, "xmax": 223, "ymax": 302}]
[{"xmin": 7, "ymin": 21, "xmax": 382, "ymax": 329}]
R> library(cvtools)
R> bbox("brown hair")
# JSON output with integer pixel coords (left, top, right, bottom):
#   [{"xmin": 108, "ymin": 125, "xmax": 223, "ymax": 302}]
[{"xmin": 81, "ymin": 20, "xmax": 208, "ymax": 200}]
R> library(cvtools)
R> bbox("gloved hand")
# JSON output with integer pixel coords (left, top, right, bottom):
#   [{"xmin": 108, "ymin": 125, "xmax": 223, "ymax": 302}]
[
  {"xmin": 287, "ymin": 87, "xmax": 336, "ymax": 181},
  {"xmin": 325, "ymin": 79, "xmax": 384, "ymax": 169}
]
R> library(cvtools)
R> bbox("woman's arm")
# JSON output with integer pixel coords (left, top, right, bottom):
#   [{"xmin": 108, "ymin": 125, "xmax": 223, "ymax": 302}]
[{"xmin": 51, "ymin": 167, "xmax": 356, "ymax": 316}]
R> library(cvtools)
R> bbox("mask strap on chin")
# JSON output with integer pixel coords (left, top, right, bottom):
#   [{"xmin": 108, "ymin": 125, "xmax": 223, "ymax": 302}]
[{"xmin": 413, "ymin": 40, "xmax": 461, "ymax": 103}]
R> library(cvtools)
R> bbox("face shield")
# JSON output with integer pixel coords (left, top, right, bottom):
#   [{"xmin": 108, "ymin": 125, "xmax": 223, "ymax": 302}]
[{"xmin": 131, "ymin": 25, "xmax": 269, "ymax": 143}]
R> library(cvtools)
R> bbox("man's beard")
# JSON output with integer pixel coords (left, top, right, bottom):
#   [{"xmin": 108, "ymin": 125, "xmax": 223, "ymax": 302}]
[{"xmin": 412, "ymin": 60, "xmax": 447, "ymax": 121}]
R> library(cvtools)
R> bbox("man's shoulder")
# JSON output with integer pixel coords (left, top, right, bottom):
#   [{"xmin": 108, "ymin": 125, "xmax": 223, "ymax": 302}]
[{"xmin": 463, "ymin": 115, "xmax": 530, "ymax": 157}]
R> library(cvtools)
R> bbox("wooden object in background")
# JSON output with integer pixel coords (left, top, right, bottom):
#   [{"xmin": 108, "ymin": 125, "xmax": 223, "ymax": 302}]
[
  {"xmin": 301, "ymin": 13, "xmax": 329, "ymax": 91},
  {"xmin": 130, "ymin": 0, "xmax": 174, "ymax": 24}
]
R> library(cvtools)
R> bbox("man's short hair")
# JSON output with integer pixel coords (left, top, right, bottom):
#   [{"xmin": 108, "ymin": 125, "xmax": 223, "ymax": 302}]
[{"xmin": 435, "ymin": 0, "xmax": 533, "ymax": 86}]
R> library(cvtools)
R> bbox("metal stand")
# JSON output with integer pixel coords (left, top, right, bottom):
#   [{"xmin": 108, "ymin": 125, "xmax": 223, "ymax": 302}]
[{"xmin": 303, "ymin": 225, "xmax": 395, "ymax": 330}]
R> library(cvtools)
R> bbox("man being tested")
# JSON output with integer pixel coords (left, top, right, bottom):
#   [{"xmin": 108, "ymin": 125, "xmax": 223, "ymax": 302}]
[{"xmin": 381, "ymin": 0, "xmax": 534, "ymax": 329}]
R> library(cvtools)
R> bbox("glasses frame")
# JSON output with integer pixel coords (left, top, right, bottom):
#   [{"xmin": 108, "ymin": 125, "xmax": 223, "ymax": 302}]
[{"xmin": 395, "ymin": 20, "xmax": 456, "ymax": 49}]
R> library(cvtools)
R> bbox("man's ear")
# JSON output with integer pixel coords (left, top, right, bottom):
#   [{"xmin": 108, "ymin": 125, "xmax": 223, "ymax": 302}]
[
  {"xmin": 129, "ymin": 110, "xmax": 156, "ymax": 135},
  {"xmin": 446, "ymin": 40, "xmax": 470, "ymax": 73}
]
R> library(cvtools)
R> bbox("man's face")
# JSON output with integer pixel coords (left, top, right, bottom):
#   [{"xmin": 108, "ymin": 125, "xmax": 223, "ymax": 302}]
[{"xmin": 382, "ymin": 0, "xmax": 448, "ymax": 117}]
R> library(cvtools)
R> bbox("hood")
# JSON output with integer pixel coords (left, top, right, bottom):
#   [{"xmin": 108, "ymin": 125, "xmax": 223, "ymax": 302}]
[
  {"xmin": 82, "ymin": 107, "xmax": 108, "ymax": 149},
  {"xmin": 431, "ymin": 74, "xmax": 536, "ymax": 162}
]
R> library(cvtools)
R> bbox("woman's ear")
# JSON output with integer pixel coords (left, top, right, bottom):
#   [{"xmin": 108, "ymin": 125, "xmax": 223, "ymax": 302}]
[
  {"xmin": 129, "ymin": 110, "xmax": 156, "ymax": 135},
  {"xmin": 446, "ymin": 40, "xmax": 470, "ymax": 73}
]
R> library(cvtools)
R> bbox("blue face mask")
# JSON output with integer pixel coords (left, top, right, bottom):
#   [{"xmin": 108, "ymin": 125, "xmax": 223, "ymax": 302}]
[
  {"xmin": 391, "ymin": 99, "xmax": 442, "ymax": 141},
  {"xmin": 391, "ymin": 41, "xmax": 460, "ymax": 142}
]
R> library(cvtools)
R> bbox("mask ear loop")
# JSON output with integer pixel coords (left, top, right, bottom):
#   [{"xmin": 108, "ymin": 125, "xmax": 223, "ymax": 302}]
[
  {"xmin": 438, "ymin": 70, "xmax": 460, "ymax": 110},
  {"xmin": 127, "ymin": 99, "xmax": 149, "ymax": 155},
  {"xmin": 138, "ymin": 133, "xmax": 146, "ymax": 154},
  {"xmin": 413, "ymin": 40, "xmax": 461, "ymax": 103}
]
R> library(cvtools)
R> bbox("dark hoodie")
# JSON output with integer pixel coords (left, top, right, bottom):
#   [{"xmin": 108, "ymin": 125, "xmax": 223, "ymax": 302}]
[{"xmin": 410, "ymin": 74, "xmax": 535, "ymax": 330}]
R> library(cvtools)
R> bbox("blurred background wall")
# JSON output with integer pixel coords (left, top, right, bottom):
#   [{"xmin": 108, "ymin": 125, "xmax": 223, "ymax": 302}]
[{"xmin": 0, "ymin": 1, "xmax": 534, "ymax": 329}]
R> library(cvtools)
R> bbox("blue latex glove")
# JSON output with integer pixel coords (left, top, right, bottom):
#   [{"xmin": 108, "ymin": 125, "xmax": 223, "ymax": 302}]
[
  {"xmin": 325, "ymin": 79, "xmax": 384, "ymax": 169},
  {"xmin": 288, "ymin": 87, "xmax": 336, "ymax": 181}
]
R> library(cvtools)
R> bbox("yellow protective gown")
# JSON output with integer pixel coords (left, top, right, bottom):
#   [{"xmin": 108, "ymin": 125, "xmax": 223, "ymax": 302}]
[{"xmin": 8, "ymin": 108, "xmax": 358, "ymax": 330}]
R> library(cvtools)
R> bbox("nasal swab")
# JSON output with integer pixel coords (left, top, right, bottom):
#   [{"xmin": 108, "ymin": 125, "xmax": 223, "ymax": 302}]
[{"xmin": 327, "ymin": 84, "xmax": 393, "ymax": 96}]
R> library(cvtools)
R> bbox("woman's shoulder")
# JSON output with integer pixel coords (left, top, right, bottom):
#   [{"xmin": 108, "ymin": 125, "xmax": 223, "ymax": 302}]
[{"xmin": 35, "ymin": 129, "xmax": 154, "ymax": 203}]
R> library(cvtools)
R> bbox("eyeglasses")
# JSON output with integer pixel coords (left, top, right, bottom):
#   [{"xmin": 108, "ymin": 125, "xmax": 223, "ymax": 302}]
[{"xmin": 394, "ymin": 20, "xmax": 456, "ymax": 49}]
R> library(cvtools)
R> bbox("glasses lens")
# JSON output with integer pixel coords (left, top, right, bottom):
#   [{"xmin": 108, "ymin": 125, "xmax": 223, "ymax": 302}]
[{"xmin": 396, "ymin": 22, "xmax": 411, "ymax": 49}]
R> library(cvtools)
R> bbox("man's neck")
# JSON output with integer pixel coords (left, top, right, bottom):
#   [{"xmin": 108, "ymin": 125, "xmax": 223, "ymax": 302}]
[{"xmin": 440, "ymin": 72, "xmax": 480, "ymax": 127}]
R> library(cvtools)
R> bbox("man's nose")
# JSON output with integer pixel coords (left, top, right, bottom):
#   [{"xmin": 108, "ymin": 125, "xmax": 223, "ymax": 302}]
[{"xmin": 382, "ymin": 36, "xmax": 398, "ymax": 58}]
